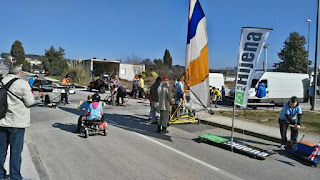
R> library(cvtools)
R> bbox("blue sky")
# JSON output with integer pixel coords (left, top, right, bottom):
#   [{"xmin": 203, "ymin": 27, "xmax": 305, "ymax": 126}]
[{"xmin": 0, "ymin": 0, "xmax": 318, "ymax": 69}]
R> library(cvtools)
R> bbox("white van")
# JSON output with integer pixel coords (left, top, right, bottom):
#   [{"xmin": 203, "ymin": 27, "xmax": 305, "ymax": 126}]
[
  {"xmin": 209, "ymin": 73, "xmax": 225, "ymax": 90},
  {"xmin": 248, "ymin": 72, "xmax": 309, "ymax": 104}
]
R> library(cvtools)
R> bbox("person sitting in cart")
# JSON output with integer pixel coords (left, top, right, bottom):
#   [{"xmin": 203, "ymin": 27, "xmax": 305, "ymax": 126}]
[
  {"xmin": 278, "ymin": 96, "xmax": 302, "ymax": 149},
  {"xmin": 74, "ymin": 94, "xmax": 93, "ymax": 133},
  {"xmin": 84, "ymin": 93, "xmax": 104, "ymax": 121}
]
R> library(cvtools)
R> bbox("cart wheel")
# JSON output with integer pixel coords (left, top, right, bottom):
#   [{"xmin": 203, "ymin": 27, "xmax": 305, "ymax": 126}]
[
  {"xmin": 104, "ymin": 128, "xmax": 108, "ymax": 136},
  {"xmin": 85, "ymin": 129, "xmax": 89, "ymax": 138}
]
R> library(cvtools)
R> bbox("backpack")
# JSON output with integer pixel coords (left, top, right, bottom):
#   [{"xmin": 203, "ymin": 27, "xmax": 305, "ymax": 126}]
[{"xmin": 0, "ymin": 78, "xmax": 20, "ymax": 119}]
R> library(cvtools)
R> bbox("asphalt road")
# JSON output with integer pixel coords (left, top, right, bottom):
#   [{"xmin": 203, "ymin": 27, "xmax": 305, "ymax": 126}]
[{"xmin": 22, "ymin": 74, "xmax": 320, "ymax": 180}]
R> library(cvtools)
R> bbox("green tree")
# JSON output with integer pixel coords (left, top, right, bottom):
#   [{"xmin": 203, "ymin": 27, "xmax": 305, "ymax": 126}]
[
  {"xmin": 163, "ymin": 49, "xmax": 172, "ymax": 68},
  {"xmin": 10, "ymin": 40, "xmax": 30, "ymax": 71},
  {"xmin": 275, "ymin": 32, "xmax": 310, "ymax": 73},
  {"xmin": 153, "ymin": 58, "xmax": 163, "ymax": 68},
  {"xmin": 44, "ymin": 46, "xmax": 68, "ymax": 74}
]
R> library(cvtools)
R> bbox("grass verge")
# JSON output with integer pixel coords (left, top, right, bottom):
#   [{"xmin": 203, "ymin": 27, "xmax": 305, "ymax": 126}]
[{"xmin": 215, "ymin": 110, "xmax": 320, "ymax": 135}]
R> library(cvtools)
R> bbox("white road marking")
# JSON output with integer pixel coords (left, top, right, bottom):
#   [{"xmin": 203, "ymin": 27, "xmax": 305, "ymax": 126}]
[{"xmin": 107, "ymin": 119, "xmax": 242, "ymax": 180}]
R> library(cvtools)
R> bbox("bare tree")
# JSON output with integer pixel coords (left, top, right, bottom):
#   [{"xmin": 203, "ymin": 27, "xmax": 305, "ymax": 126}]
[{"xmin": 124, "ymin": 54, "xmax": 142, "ymax": 64}]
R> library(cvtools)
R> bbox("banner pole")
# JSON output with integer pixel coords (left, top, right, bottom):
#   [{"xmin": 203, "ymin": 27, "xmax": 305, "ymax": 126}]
[{"xmin": 231, "ymin": 103, "xmax": 236, "ymax": 152}]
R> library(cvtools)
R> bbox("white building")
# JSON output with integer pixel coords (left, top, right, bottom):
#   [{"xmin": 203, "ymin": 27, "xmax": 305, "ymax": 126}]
[
  {"xmin": 25, "ymin": 57, "xmax": 42, "ymax": 65},
  {"xmin": 83, "ymin": 58, "xmax": 145, "ymax": 81}
]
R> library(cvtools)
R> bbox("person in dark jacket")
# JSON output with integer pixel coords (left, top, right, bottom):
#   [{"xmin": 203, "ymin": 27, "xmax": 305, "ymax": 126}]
[
  {"xmin": 278, "ymin": 96, "xmax": 302, "ymax": 149},
  {"xmin": 115, "ymin": 85, "xmax": 127, "ymax": 106},
  {"xmin": 149, "ymin": 77, "xmax": 161, "ymax": 124},
  {"xmin": 255, "ymin": 82, "xmax": 266, "ymax": 98}
]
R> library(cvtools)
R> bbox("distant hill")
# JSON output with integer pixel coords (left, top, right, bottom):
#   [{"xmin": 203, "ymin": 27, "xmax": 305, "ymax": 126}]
[{"xmin": 1, "ymin": 52, "xmax": 46, "ymax": 61}]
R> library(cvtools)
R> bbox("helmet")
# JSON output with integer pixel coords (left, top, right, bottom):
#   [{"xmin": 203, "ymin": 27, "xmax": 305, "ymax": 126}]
[
  {"xmin": 92, "ymin": 93, "xmax": 100, "ymax": 102},
  {"xmin": 66, "ymin": 74, "xmax": 71, "ymax": 78},
  {"xmin": 162, "ymin": 76, "xmax": 168, "ymax": 81}
]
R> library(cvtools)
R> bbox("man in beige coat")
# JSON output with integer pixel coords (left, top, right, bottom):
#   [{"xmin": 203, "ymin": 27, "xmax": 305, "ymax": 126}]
[
  {"xmin": 158, "ymin": 76, "xmax": 172, "ymax": 134},
  {"xmin": 0, "ymin": 65, "xmax": 35, "ymax": 180}
]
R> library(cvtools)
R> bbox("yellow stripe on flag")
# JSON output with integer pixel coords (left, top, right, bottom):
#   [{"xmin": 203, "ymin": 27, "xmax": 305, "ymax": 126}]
[{"xmin": 189, "ymin": 45, "xmax": 209, "ymax": 87}]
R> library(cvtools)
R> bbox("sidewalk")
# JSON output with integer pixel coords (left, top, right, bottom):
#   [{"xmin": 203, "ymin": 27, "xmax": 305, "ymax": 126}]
[
  {"xmin": 197, "ymin": 111, "xmax": 320, "ymax": 144},
  {"xmin": 4, "ymin": 143, "xmax": 40, "ymax": 180}
]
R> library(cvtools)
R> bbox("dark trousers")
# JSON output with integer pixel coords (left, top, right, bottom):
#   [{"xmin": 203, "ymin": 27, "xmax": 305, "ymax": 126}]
[
  {"xmin": 279, "ymin": 119, "xmax": 298, "ymax": 145},
  {"xmin": 0, "ymin": 127, "xmax": 25, "ymax": 180},
  {"xmin": 61, "ymin": 93, "xmax": 69, "ymax": 103},
  {"xmin": 77, "ymin": 116, "xmax": 83, "ymax": 131},
  {"xmin": 116, "ymin": 92, "xmax": 126, "ymax": 105},
  {"xmin": 309, "ymin": 96, "xmax": 313, "ymax": 106},
  {"xmin": 139, "ymin": 88, "xmax": 145, "ymax": 98}
]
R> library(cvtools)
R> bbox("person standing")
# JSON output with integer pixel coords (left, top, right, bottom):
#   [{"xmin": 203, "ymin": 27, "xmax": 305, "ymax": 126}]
[
  {"xmin": 28, "ymin": 75, "xmax": 38, "ymax": 87},
  {"xmin": 255, "ymin": 82, "xmax": 266, "ymax": 98},
  {"xmin": 278, "ymin": 96, "xmax": 302, "ymax": 149},
  {"xmin": 138, "ymin": 75, "xmax": 145, "ymax": 98},
  {"xmin": 61, "ymin": 74, "xmax": 70, "ymax": 104},
  {"xmin": 308, "ymin": 82, "xmax": 319, "ymax": 110},
  {"xmin": 150, "ymin": 77, "xmax": 161, "ymax": 124},
  {"xmin": 132, "ymin": 75, "xmax": 140, "ymax": 99},
  {"xmin": 174, "ymin": 78, "xmax": 178, "ymax": 88},
  {"xmin": 158, "ymin": 76, "xmax": 172, "ymax": 134},
  {"xmin": 174, "ymin": 77, "xmax": 184, "ymax": 104},
  {"xmin": 221, "ymin": 86, "xmax": 226, "ymax": 100},
  {"xmin": 0, "ymin": 65, "xmax": 35, "ymax": 180}
]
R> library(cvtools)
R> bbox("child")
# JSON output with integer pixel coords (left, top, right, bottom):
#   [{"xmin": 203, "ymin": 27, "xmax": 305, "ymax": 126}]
[
  {"xmin": 84, "ymin": 93, "xmax": 104, "ymax": 121},
  {"xmin": 74, "ymin": 95, "xmax": 92, "ymax": 133}
]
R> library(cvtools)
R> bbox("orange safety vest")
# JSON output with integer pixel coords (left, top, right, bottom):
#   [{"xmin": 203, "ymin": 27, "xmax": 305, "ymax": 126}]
[{"xmin": 61, "ymin": 78, "xmax": 69, "ymax": 85}]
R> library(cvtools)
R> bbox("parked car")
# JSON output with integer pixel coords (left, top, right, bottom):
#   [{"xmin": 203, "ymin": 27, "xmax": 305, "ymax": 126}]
[
  {"xmin": 49, "ymin": 71, "xmax": 61, "ymax": 76},
  {"xmin": 87, "ymin": 75, "xmax": 113, "ymax": 93},
  {"xmin": 33, "ymin": 69, "xmax": 40, "ymax": 74},
  {"xmin": 31, "ymin": 79, "xmax": 54, "ymax": 92}
]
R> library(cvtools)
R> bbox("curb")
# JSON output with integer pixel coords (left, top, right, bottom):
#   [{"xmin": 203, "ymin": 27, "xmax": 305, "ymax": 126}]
[{"xmin": 199, "ymin": 119, "xmax": 282, "ymax": 144}]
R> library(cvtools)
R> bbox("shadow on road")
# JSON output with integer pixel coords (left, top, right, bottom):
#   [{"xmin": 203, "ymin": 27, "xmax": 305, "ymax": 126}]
[
  {"xmin": 59, "ymin": 107, "xmax": 83, "ymax": 116},
  {"xmin": 52, "ymin": 122, "xmax": 77, "ymax": 133},
  {"xmin": 57, "ymin": 106, "xmax": 172, "ymax": 142},
  {"xmin": 107, "ymin": 113, "xmax": 172, "ymax": 142},
  {"xmin": 273, "ymin": 150, "xmax": 313, "ymax": 167}
]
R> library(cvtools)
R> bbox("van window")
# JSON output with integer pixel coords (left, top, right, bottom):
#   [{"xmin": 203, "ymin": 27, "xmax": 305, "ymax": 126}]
[{"xmin": 251, "ymin": 79, "xmax": 259, "ymax": 88}]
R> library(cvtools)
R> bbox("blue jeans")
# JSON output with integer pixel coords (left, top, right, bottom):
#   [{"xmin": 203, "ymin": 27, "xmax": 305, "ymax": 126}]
[{"xmin": 0, "ymin": 127, "xmax": 25, "ymax": 180}]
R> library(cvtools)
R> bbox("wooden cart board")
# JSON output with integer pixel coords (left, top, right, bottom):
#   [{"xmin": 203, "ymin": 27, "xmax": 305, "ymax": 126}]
[{"xmin": 199, "ymin": 133, "xmax": 275, "ymax": 160}]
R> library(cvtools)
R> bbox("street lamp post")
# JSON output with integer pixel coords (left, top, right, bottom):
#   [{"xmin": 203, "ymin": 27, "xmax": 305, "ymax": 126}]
[
  {"xmin": 312, "ymin": 0, "xmax": 320, "ymax": 111},
  {"xmin": 263, "ymin": 44, "xmax": 269, "ymax": 72},
  {"xmin": 307, "ymin": 19, "xmax": 311, "ymax": 74}
]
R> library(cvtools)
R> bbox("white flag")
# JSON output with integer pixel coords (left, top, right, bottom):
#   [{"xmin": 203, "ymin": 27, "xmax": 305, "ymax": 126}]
[{"xmin": 235, "ymin": 27, "xmax": 271, "ymax": 108}]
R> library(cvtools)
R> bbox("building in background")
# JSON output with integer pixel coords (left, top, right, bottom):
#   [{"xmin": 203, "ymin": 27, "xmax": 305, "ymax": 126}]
[{"xmin": 83, "ymin": 58, "xmax": 145, "ymax": 81}]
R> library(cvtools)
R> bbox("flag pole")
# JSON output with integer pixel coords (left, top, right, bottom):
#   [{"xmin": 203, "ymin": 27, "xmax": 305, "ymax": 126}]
[{"xmin": 231, "ymin": 28, "xmax": 243, "ymax": 152}]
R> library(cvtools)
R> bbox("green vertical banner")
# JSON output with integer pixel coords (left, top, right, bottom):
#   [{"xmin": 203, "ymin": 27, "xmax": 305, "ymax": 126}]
[{"xmin": 235, "ymin": 27, "xmax": 271, "ymax": 108}]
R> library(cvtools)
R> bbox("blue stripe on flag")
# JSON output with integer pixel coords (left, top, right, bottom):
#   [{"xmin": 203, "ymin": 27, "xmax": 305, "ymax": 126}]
[{"xmin": 187, "ymin": 0, "xmax": 205, "ymax": 44}]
